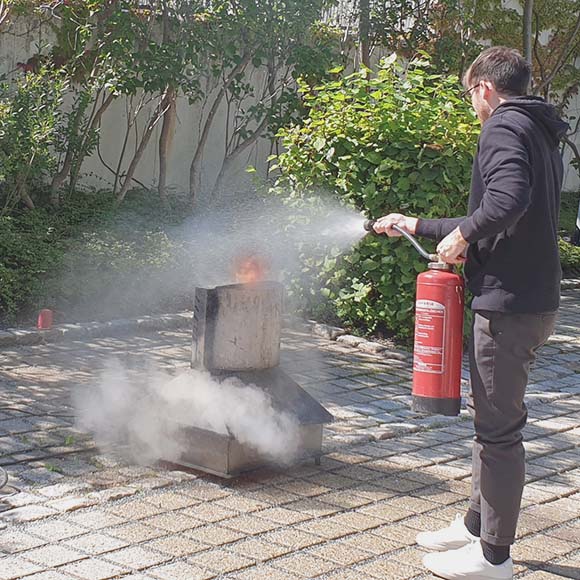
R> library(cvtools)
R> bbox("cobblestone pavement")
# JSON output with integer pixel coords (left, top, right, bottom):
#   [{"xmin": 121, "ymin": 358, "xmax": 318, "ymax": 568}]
[{"xmin": 0, "ymin": 290, "xmax": 579, "ymax": 580}]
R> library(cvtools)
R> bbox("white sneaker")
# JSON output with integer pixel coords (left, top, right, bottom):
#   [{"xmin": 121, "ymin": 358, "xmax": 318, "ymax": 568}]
[
  {"xmin": 423, "ymin": 541, "xmax": 513, "ymax": 579},
  {"xmin": 416, "ymin": 514, "xmax": 479, "ymax": 551}
]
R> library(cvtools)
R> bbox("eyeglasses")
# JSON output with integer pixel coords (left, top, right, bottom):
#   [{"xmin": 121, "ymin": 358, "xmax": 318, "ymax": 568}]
[{"xmin": 460, "ymin": 84, "xmax": 479, "ymax": 101}]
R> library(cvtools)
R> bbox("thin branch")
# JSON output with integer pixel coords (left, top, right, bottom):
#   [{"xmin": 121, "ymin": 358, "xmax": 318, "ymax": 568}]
[
  {"xmin": 536, "ymin": 10, "xmax": 580, "ymax": 94},
  {"xmin": 188, "ymin": 50, "xmax": 253, "ymax": 200}
]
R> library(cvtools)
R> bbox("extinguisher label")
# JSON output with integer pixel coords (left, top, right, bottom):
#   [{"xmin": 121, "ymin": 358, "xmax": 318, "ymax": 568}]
[{"xmin": 414, "ymin": 299, "xmax": 446, "ymax": 374}]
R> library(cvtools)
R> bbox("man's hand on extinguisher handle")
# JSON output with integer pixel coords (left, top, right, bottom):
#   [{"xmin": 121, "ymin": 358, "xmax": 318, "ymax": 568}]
[
  {"xmin": 437, "ymin": 227, "xmax": 468, "ymax": 264},
  {"xmin": 373, "ymin": 213, "xmax": 418, "ymax": 237}
]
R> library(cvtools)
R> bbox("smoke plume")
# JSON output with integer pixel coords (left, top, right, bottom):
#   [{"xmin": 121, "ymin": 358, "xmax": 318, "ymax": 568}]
[{"xmin": 75, "ymin": 360, "xmax": 301, "ymax": 466}]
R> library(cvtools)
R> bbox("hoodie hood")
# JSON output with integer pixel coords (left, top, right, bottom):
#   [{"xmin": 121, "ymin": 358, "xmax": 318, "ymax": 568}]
[{"xmin": 493, "ymin": 96, "xmax": 569, "ymax": 146}]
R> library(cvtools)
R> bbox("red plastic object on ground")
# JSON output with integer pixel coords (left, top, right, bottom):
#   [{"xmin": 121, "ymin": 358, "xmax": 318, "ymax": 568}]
[
  {"xmin": 411, "ymin": 264, "xmax": 465, "ymax": 416},
  {"xmin": 37, "ymin": 309, "xmax": 54, "ymax": 330}
]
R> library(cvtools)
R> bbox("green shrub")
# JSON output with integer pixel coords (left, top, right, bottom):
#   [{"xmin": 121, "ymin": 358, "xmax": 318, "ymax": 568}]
[
  {"xmin": 271, "ymin": 55, "xmax": 479, "ymax": 338},
  {"xmin": 0, "ymin": 191, "xmax": 191, "ymax": 327},
  {"xmin": 0, "ymin": 213, "xmax": 65, "ymax": 323},
  {"xmin": 559, "ymin": 189, "xmax": 579, "ymax": 236},
  {"xmin": 0, "ymin": 70, "xmax": 66, "ymax": 212},
  {"xmin": 559, "ymin": 238, "xmax": 580, "ymax": 274}
]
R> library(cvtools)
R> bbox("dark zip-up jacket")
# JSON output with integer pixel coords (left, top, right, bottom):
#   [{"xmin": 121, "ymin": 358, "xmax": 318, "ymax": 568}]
[{"xmin": 417, "ymin": 97, "xmax": 569, "ymax": 313}]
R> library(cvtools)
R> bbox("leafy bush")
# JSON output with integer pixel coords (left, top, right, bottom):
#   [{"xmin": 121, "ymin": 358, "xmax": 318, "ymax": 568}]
[
  {"xmin": 559, "ymin": 238, "xmax": 580, "ymax": 275},
  {"xmin": 271, "ymin": 56, "xmax": 479, "ymax": 338},
  {"xmin": 0, "ymin": 70, "xmax": 66, "ymax": 212},
  {"xmin": 559, "ymin": 189, "xmax": 579, "ymax": 236}
]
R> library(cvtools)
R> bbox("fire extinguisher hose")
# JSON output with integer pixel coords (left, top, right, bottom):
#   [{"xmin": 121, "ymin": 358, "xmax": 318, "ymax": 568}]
[
  {"xmin": 390, "ymin": 225, "xmax": 438, "ymax": 262},
  {"xmin": 364, "ymin": 219, "xmax": 438, "ymax": 262}
]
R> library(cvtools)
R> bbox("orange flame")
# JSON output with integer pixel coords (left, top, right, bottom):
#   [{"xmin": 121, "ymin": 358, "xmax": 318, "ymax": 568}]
[{"xmin": 234, "ymin": 253, "xmax": 268, "ymax": 284}]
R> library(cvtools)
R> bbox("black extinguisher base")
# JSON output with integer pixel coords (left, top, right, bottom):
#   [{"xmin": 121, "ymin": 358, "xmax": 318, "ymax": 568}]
[{"xmin": 412, "ymin": 395, "xmax": 461, "ymax": 417}]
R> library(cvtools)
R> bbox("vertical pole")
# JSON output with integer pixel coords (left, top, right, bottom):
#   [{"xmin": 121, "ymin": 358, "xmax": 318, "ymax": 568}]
[
  {"xmin": 523, "ymin": 0, "xmax": 534, "ymax": 64},
  {"xmin": 359, "ymin": 0, "xmax": 370, "ymax": 68}
]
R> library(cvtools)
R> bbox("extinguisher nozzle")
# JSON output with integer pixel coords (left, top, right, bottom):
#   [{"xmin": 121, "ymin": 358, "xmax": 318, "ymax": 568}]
[{"xmin": 363, "ymin": 219, "xmax": 377, "ymax": 233}]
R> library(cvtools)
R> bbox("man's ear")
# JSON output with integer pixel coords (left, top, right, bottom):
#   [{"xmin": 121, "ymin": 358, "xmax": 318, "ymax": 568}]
[{"xmin": 482, "ymin": 80, "xmax": 495, "ymax": 96}]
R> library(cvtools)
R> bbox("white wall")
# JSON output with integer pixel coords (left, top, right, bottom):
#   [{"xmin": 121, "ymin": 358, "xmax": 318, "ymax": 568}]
[{"xmin": 1, "ymin": 15, "xmax": 579, "ymax": 200}]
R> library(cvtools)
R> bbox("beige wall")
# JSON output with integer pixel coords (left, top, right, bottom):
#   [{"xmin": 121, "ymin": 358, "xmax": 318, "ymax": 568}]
[{"xmin": 1, "ymin": 16, "xmax": 579, "ymax": 199}]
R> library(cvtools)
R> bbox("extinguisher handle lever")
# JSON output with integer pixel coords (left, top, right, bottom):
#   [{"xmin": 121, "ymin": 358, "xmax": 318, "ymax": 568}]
[{"xmin": 391, "ymin": 225, "xmax": 438, "ymax": 262}]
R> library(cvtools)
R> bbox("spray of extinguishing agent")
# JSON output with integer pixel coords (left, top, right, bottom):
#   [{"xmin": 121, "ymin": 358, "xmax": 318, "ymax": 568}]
[{"xmin": 364, "ymin": 219, "xmax": 465, "ymax": 416}]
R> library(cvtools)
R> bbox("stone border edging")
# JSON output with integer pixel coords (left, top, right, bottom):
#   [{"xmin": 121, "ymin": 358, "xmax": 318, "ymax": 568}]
[
  {"xmin": 1, "ymin": 280, "xmax": 577, "ymax": 350},
  {"xmin": 285, "ymin": 318, "xmax": 412, "ymax": 361},
  {"xmin": 0, "ymin": 313, "xmax": 193, "ymax": 348}
]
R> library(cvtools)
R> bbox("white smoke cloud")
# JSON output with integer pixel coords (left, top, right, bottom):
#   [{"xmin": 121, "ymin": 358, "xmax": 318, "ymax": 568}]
[{"xmin": 75, "ymin": 360, "xmax": 301, "ymax": 466}]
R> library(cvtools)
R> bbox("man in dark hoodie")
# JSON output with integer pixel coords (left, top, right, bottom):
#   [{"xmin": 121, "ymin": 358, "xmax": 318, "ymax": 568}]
[{"xmin": 374, "ymin": 47, "xmax": 569, "ymax": 580}]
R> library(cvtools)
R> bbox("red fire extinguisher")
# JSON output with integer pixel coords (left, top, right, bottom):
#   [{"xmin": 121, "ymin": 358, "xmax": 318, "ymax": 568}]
[{"xmin": 364, "ymin": 221, "xmax": 465, "ymax": 416}]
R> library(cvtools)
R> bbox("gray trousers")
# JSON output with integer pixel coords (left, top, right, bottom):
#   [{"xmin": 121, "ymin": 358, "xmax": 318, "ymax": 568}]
[{"xmin": 468, "ymin": 310, "xmax": 557, "ymax": 546}]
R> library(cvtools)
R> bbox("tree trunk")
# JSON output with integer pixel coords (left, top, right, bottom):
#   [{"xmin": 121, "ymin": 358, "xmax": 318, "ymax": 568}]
[
  {"xmin": 116, "ymin": 93, "xmax": 170, "ymax": 204},
  {"xmin": 212, "ymin": 115, "xmax": 269, "ymax": 196},
  {"xmin": 16, "ymin": 173, "xmax": 34, "ymax": 209},
  {"xmin": 189, "ymin": 52, "xmax": 253, "ymax": 205},
  {"xmin": 158, "ymin": 85, "xmax": 177, "ymax": 202},
  {"xmin": 65, "ymin": 92, "xmax": 115, "ymax": 195},
  {"xmin": 523, "ymin": 0, "xmax": 533, "ymax": 65},
  {"xmin": 359, "ymin": 0, "xmax": 371, "ymax": 68}
]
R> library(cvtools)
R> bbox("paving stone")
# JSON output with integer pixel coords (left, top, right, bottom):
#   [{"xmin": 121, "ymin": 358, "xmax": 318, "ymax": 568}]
[
  {"xmin": 293, "ymin": 518, "xmax": 355, "ymax": 540},
  {"xmin": 260, "ymin": 528, "xmax": 324, "ymax": 550},
  {"xmin": 141, "ymin": 511, "xmax": 203, "ymax": 532},
  {"xmin": 315, "ymin": 491, "xmax": 373, "ymax": 509},
  {"xmin": 144, "ymin": 491, "xmax": 200, "ymax": 510},
  {"xmin": 371, "ymin": 524, "xmax": 420, "ymax": 546},
  {"xmin": 67, "ymin": 510, "xmax": 125, "ymax": 530},
  {"xmin": 275, "ymin": 479, "xmax": 331, "ymax": 498},
  {"xmin": 106, "ymin": 522, "xmax": 168, "ymax": 542},
  {"xmin": 360, "ymin": 500, "xmax": 415, "ymax": 522},
  {"xmin": 24, "ymin": 544, "xmax": 88, "ymax": 567},
  {"xmin": 103, "ymin": 545, "xmax": 172, "ymax": 569},
  {"xmin": 255, "ymin": 507, "xmax": 312, "ymax": 525},
  {"xmin": 229, "ymin": 565, "xmax": 301, "ymax": 580},
  {"xmin": 148, "ymin": 562, "xmax": 216, "ymax": 580},
  {"xmin": 283, "ymin": 498, "xmax": 340, "ymax": 517},
  {"xmin": 0, "ymin": 530, "xmax": 47, "ymax": 553},
  {"xmin": 0, "ymin": 556, "xmax": 43, "ymax": 579},
  {"xmin": 522, "ymin": 572, "xmax": 576, "ymax": 580},
  {"xmin": 342, "ymin": 531, "xmax": 403, "ymax": 554},
  {"xmin": 182, "ymin": 503, "xmax": 238, "ymax": 523},
  {"xmin": 17, "ymin": 572, "xmax": 78, "ymax": 580},
  {"xmin": 184, "ymin": 524, "xmax": 246, "ymax": 546},
  {"xmin": 26, "ymin": 520, "xmax": 87, "ymax": 542},
  {"xmin": 0, "ymin": 505, "xmax": 58, "ymax": 524},
  {"xmin": 63, "ymin": 533, "xmax": 129, "ymax": 555},
  {"xmin": 223, "ymin": 514, "xmax": 282, "ymax": 535},
  {"xmin": 357, "ymin": 557, "xmax": 421, "ymax": 579},
  {"xmin": 515, "ymin": 534, "xmax": 577, "ymax": 559},
  {"xmin": 214, "ymin": 495, "xmax": 268, "ymax": 513},
  {"xmin": 182, "ymin": 483, "xmax": 231, "ymax": 502},
  {"xmin": 88, "ymin": 486, "xmax": 138, "ymax": 502},
  {"xmin": 188, "ymin": 549, "xmax": 255, "ymax": 574},
  {"xmin": 228, "ymin": 538, "xmax": 291, "ymax": 562},
  {"xmin": 272, "ymin": 552, "xmax": 340, "ymax": 577},
  {"xmin": 108, "ymin": 499, "xmax": 164, "ymax": 520},
  {"xmin": 46, "ymin": 496, "xmax": 99, "ymax": 512},
  {"xmin": 59, "ymin": 558, "xmax": 129, "ymax": 580},
  {"xmin": 147, "ymin": 535, "xmax": 209, "ymax": 557},
  {"xmin": 308, "ymin": 541, "xmax": 372, "ymax": 566}
]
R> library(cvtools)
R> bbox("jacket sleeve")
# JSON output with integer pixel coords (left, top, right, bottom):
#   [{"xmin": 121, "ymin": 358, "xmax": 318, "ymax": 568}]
[
  {"xmin": 416, "ymin": 217, "xmax": 466, "ymax": 241},
  {"xmin": 459, "ymin": 119, "xmax": 532, "ymax": 243}
]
